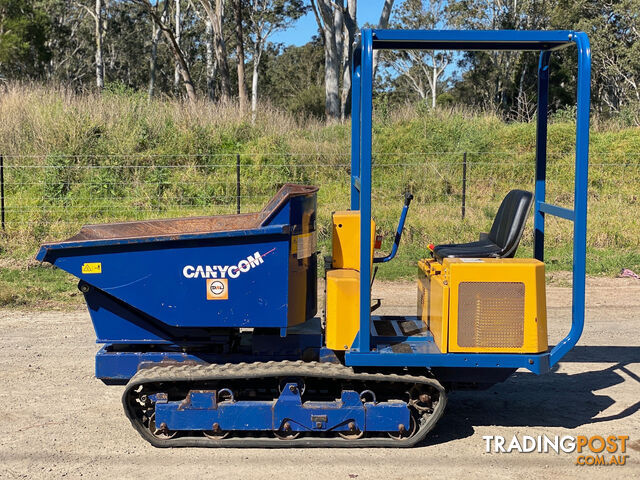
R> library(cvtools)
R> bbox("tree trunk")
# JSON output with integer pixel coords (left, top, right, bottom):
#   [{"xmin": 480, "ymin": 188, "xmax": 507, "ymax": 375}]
[
  {"xmin": 95, "ymin": 0, "xmax": 104, "ymax": 89},
  {"xmin": 324, "ymin": 36, "xmax": 340, "ymax": 120},
  {"xmin": 372, "ymin": 0, "xmax": 394, "ymax": 77},
  {"xmin": 204, "ymin": 0, "xmax": 232, "ymax": 101},
  {"xmin": 233, "ymin": 0, "xmax": 248, "ymax": 112},
  {"xmin": 174, "ymin": 0, "xmax": 181, "ymax": 90},
  {"xmin": 432, "ymin": 65, "xmax": 437, "ymax": 109},
  {"xmin": 340, "ymin": 0, "xmax": 357, "ymax": 121},
  {"xmin": 148, "ymin": 19, "xmax": 160, "ymax": 98},
  {"xmin": 311, "ymin": 0, "xmax": 340, "ymax": 120},
  {"xmin": 205, "ymin": 19, "xmax": 217, "ymax": 100},
  {"xmin": 148, "ymin": 0, "xmax": 169, "ymax": 99},
  {"xmin": 132, "ymin": 0, "xmax": 195, "ymax": 100},
  {"xmin": 200, "ymin": 0, "xmax": 232, "ymax": 101},
  {"xmin": 517, "ymin": 63, "xmax": 526, "ymax": 118},
  {"xmin": 334, "ymin": 7, "xmax": 343, "ymax": 78},
  {"xmin": 136, "ymin": 0, "xmax": 196, "ymax": 101},
  {"xmin": 251, "ymin": 46, "xmax": 261, "ymax": 123},
  {"xmin": 162, "ymin": 29, "xmax": 197, "ymax": 101}
]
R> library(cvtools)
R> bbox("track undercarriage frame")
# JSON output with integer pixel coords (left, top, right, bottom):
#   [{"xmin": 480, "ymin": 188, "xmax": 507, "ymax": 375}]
[{"xmin": 124, "ymin": 361, "xmax": 446, "ymax": 447}]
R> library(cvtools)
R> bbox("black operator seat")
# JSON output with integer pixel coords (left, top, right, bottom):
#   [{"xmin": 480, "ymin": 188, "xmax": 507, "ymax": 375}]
[{"xmin": 433, "ymin": 189, "xmax": 534, "ymax": 260}]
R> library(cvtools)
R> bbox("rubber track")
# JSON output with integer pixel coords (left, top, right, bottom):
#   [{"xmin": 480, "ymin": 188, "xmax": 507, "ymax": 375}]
[{"xmin": 123, "ymin": 360, "xmax": 447, "ymax": 448}]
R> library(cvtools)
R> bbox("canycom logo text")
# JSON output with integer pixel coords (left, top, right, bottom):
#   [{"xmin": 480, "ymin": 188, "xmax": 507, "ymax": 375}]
[{"xmin": 182, "ymin": 251, "xmax": 264, "ymax": 279}]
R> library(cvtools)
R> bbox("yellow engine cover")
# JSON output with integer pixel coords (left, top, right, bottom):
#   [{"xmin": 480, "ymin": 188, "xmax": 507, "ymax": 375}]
[
  {"xmin": 418, "ymin": 259, "xmax": 449, "ymax": 352},
  {"xmin": 325, "ymin": 269, "xmax": 360, "ymax": 350},
  {"xmin": 325, "ymin": 212, "xmax": 376, "ymax": 351},
  {"xmin": 419, "ymin": 258, "xmax": 547, "ymax": 354}
]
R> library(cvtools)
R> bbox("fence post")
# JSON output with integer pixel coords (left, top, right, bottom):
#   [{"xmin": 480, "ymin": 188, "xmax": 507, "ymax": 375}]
[
  {"xmin": 1, "ymin": 154, "xmax": 4, "ymax": 230},
  {"xmin": 461, "ymin": 152, "xmax": 467, "ymax": 220},
  {"xmin": 236, "ymin": 153, "xmax": 241, "ymax": 214}
]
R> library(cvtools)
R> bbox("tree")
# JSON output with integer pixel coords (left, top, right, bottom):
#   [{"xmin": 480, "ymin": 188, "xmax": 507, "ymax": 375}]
[
  {"xmin": 74, "ymin": 0, "xmax": 108, "ymax": 89},
  {"xmin": 185, "ymin": 0, "xmax": 216, "ymax": 99},
  {"xmin": 204, "ymin": 16, "xmax": 217, "ymax": 99},
  {"xmin": 233, "ymin": 0, "xmax": 249, "ymax": 112},
  {"xmin": 148, "ymin": 0, "xmax": 168, "ymax": 98},
  {"xmin": 385, "ymin": 0, "xmax": 450, "ymax": 109},
  {"xmin": 552, "ymin": 0, "xmax": 640, "ymax": 118},
  {"xmin": 130, "ymin": 0, "xmax": 197, "ymax": 101},
  {"xmin": 372, "ymin": 0, "xmax": 394, "ymax": 76},
  {"xmin": 0, "ymin": 0, "xmax": 51, "ymax": 79},
  {"xmin": 310, "ymin": 0, "xmax": 341, "ymax": 120},
  {"xmin": 312, "ymin": 0, "xmax": 396, "ymax": 120},
  {"xmin": 248, "ymin": 0, "xmax": 306, "ymax": 121},
  {"xmin": 174, "ymin": 0, "xmax": 181, "ymax": 89},
  {"xmin": 340, "ymin": 0, "xmax": 356, "ymax": 120},
  {"xmin": 199, "ymin": 0, "xmax": 231, "ymax": 101},
  {"xmin": 261, "ymin": 38, "xmax": 325, "ymax": 117},
  {"xmin": 446, "ymin": 0, "xmax": 533, "ymax": 112}
]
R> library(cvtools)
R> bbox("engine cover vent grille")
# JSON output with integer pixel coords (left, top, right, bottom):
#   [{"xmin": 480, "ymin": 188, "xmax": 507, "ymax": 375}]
[{"xmin": 457, "ymin": 282, "xmax": 525, "ymax": 348}]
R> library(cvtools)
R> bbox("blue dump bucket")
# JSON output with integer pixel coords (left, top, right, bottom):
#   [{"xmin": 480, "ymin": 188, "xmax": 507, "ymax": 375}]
[{"xmin": 36, "ymin": 184, "xmax": 318, "ymax": 344}]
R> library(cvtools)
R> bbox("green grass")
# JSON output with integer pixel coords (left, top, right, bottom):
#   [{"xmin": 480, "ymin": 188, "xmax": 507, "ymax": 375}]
[
  {"xmin": 0, "ymin": 263, "xmax": 82, "ymax": 308},
  {"xmin": 0, "ymin": 83, "xmax": 639, "ymax": 308}
]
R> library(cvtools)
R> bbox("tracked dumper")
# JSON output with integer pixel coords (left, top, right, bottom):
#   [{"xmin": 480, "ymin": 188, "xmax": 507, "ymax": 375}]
[
  {"xmin": 38, "ymin": 184, "xmax": 445, "ymax": 446},
  {"xmin": 37, "ymin": 29, "xmax": 591, "ymax": 447}
]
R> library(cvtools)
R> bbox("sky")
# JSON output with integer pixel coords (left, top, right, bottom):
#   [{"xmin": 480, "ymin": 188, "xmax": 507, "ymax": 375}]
[{"xmin": 271, "ymin": 1, "xmax": 389, "ymax": 46}]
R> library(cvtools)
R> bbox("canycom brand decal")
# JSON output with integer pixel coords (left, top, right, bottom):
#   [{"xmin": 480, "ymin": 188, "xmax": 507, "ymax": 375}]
[{"xmin": 182, "ymin": 248, "xmax": 274, "ymax": 280}]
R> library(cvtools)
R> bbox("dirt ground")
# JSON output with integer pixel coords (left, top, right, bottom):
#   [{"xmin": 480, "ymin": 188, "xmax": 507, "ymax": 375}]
[{"xmin": 1, "ymin": 277, "xmax": 639, "ymax": 479}]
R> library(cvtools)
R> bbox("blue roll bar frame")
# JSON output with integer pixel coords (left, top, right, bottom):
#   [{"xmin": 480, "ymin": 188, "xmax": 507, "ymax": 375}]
[{"xmin": 345, "ymin": 30, "xmax": 591, "ymax": 373}]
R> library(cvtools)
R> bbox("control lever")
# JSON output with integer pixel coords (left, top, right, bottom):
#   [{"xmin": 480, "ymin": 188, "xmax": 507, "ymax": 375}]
[{"xmin": 373, "ymin": 191, "xmax": 413, "ymax": 263}]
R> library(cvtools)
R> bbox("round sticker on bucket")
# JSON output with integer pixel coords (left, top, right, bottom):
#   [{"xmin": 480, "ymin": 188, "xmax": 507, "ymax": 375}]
[{"xmin": 206, "ymin": 278, "xmax": 228, "ymax": 300}]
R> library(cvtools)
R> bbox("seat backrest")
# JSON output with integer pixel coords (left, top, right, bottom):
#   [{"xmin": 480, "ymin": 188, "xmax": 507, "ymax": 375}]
[{"xmin": 488, "ymin": 189, "xmax": 533, "ymax": 258}]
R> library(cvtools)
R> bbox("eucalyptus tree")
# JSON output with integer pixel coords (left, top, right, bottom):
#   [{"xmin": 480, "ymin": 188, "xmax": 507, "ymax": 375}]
[
  {"xmin": 248, "ymin": 0, "xmax": 306, "ymax": 120},
  {"xmin": 384, "ymin": 0, "xmax": 450, "ymax": 109},
  {"xmin": 199, "ymin": 0, "xmax": 232, "ymax": 101},
  {"xmin": 130, "ymin": 0, "xmax": 197, "ymax": 101}
]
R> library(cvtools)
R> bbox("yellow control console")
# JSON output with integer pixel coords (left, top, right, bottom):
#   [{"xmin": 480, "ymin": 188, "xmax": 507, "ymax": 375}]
[
  {"xmin": 418, "ymin": 257, "xmax": 547, "ymax": 354},
  {"xmin": 325, "ymin": 211, "xmax": 375, "ymax": 351}
]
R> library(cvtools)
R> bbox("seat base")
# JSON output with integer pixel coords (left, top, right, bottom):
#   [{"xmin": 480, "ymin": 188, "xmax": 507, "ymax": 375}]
[{"xmin": 433, "ymin": 240, "xmax": 502, "ymax": 259}]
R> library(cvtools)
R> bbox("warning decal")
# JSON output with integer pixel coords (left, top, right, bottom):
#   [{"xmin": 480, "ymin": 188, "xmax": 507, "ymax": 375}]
[
  {"xmin": 81, "ymin": 262, "xmax": 102, "ymax": 274},
  {"xmin": 206, "ymin": 278, "xmax": 228, "ymax": 300}
]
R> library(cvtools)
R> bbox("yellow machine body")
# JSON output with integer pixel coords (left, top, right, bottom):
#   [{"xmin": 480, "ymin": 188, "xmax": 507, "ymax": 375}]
[
  {"xmin": 325, "ymin": 211, "xmax": 375, "ymax": 351},
  {"xmin": 417, "ymin": 260, "xmax": 449, "ymax": 351},
  {"xmin": 325, "ymin": 269, "xmax": 360, "ymax": 350},
  {"xmin": 331, "ymin": 211, "xmax": 375, "ymax": 270},
  {"xmin": 418, "ymin": 257, "xmax": 547, "ymax": 354}
]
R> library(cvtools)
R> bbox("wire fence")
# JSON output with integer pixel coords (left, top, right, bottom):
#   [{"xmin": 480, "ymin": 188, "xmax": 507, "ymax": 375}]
[{"xmin": 0, "ymin": 151, "xmax": 639, "ymax": 253}]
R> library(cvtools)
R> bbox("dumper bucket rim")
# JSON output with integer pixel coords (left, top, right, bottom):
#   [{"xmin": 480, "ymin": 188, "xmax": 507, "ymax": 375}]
[{"xmin": 35, "ymin": 224, "xmax": 290, "ymax": 262}]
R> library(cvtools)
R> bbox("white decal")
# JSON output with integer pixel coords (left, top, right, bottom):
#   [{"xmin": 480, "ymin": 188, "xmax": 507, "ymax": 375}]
[{"xmin": 183, "ymin": 251, "xmax": 268, "ymax": 279}]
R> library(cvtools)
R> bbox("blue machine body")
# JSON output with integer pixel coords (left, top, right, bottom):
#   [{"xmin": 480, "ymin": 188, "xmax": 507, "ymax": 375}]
[
  {"xmin": 67, "ymin": 234, "xmax": 289, "ymax": 333},
  {"xmin": 37, "ymin": 183, "xmax": 318, "ymax": 339}
]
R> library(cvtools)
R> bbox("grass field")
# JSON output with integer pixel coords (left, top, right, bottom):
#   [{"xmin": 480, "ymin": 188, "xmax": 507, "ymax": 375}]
[{"xmin": 0, "ymin": 84, "xmax": 639, "ymax": 308}]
